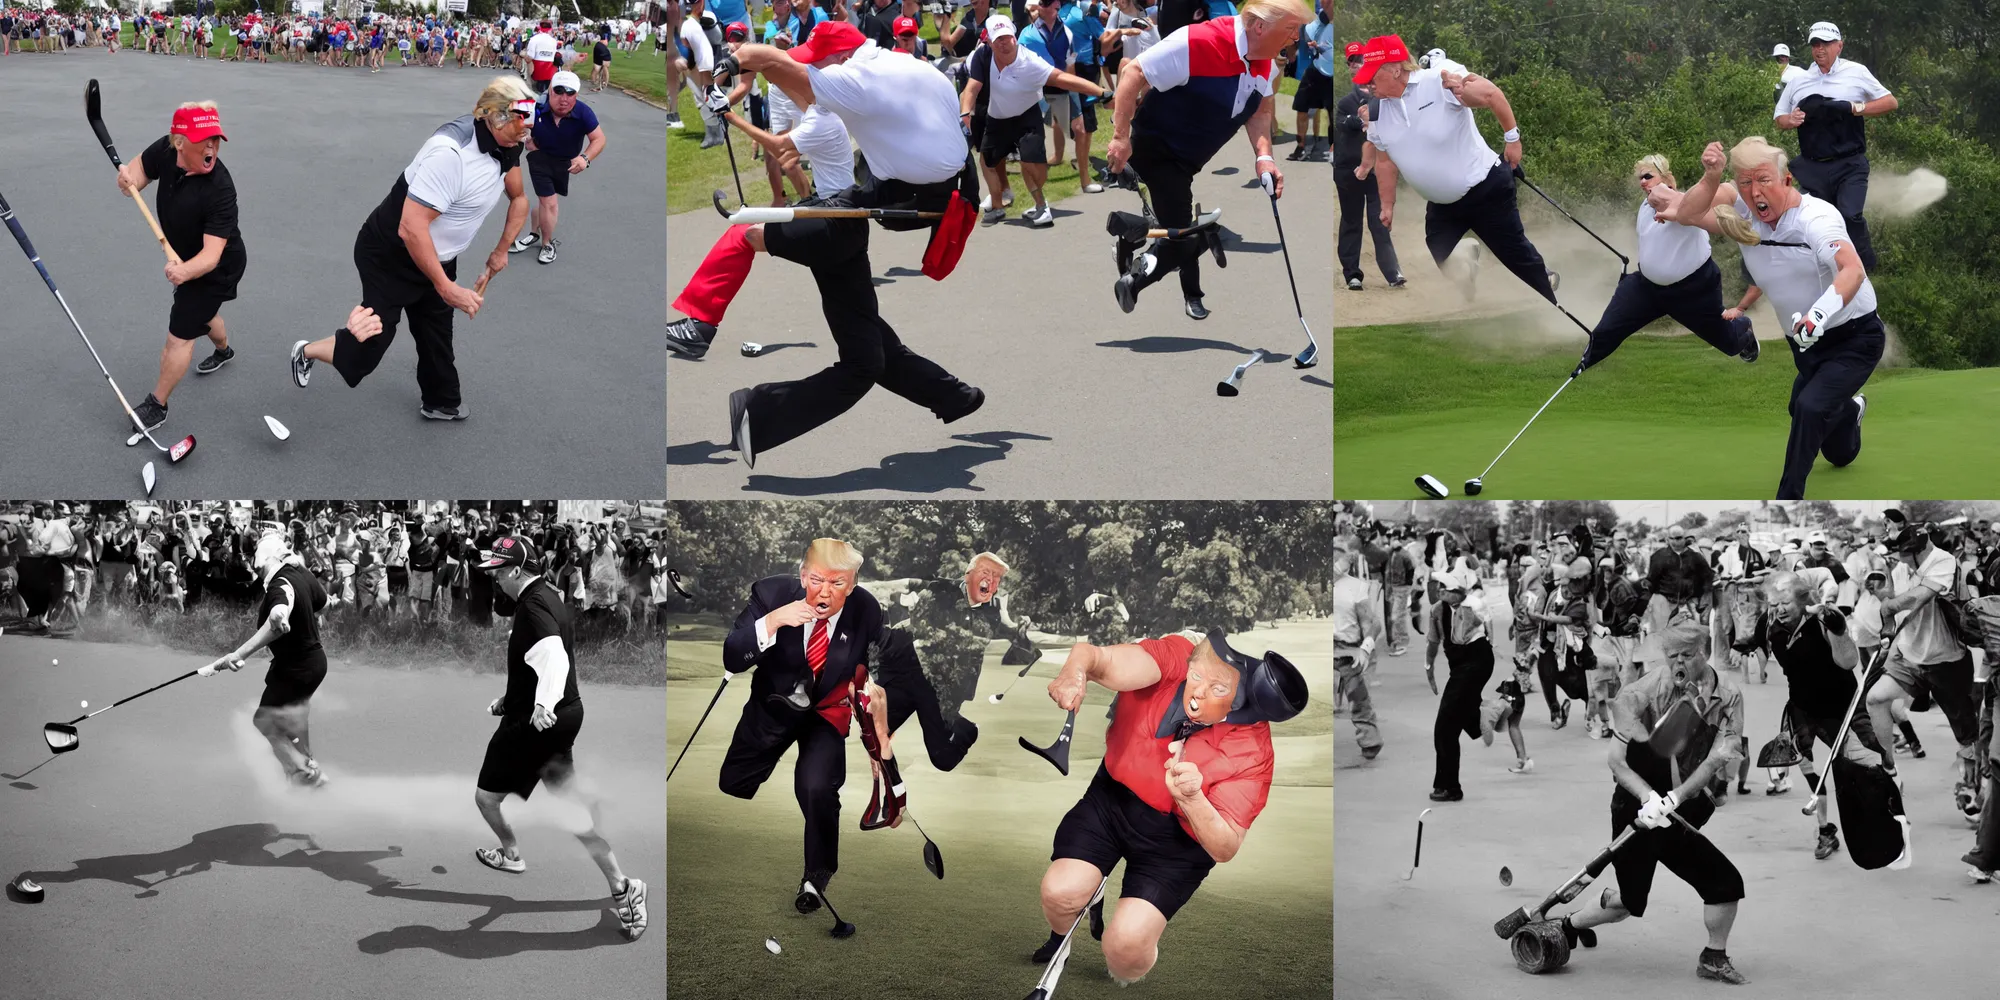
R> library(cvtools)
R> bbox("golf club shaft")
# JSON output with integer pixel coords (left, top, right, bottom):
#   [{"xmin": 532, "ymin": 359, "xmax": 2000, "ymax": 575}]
[
  {"xmin": 63, "ymin": 667, "xmax": 205, "ymax": 726},
  {"xmin": 1038, "ymin": 876, "xmax": 1109, "ymax": 990},
  {"xmin": 1515, "ymin": 170, "xmax": 1630, "ymax": 269},
  {"xmin": 1475, "ymin": 373, "xmax": 1577, "ymax": 483},
  {"xmin": 87, "ymin": 80, "xmax": 179, "ymax": 261},
  {"xmin": 721, "ymin": 111, "xmax": 747, "ymax": 210},
  {"xmin": 1266, "ymin": 191, "xmax": 1320, "ymax": 362},
  {"xmin": 667, "ymin": 671, "xmax": 735, "ymax": 782}
]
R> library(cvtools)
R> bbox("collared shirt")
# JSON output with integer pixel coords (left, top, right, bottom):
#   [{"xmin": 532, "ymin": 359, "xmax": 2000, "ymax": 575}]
[
  {"xmin": 1894, "ymin": 545, "xmax": 1965, "ymax": 666},
  {"xmin": 1646, "ymin": 545, "xmax": 1712, "ymax": 603},
  {"xmin": 1612, "ymin": 661, "xmax": 1745, "ymax": 791},
  {"xmin": 1364, "ymin": 56, "xmax": 1496, "ymax": 204},
  {"xmin": 1103, "ymin": 635, "xmax": 1274, "ymax": 838},
  {"xmin": 1635, "ymin": 198, "xmax": 1712, "ymax": 286},
  {"xmin": 754, "ymin": 604, "xmax": 845, "ymax": 660},
  {"xmin": 1734, "ymin": 191, "xmax": 1878, "ymax": 331},
  {"xmin": 376, "ymin": 116, "xmax": 520, "ymax": 263},
  {"xmin": 1775, "ymin": 57, "xmax": 1889, "ymax": 119},
  {"xmin": 809, "ymin": 42, "xmax": 967, "ymax": 184},
  {"xmin": 1331, "ymin": 575, "xmax": 1375, "ymax": 646}
]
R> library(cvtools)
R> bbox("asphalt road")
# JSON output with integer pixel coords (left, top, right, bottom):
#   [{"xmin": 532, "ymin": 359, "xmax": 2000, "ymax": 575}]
[
  {"xmin": 0, "ymin": 55, "xmax": 663, "ymax": 497},
  {"xmin": 1334, "ymin": 607, "xmax": 1995, "ymax": 1000},
  {"xmin": 664, "ymin": 620, "xmax": 1333, "ymax": 998},
  {"xmin": 666, "ymin": 152, "xmax": 1334, "ymax": 498},
  {"xmin": 0, "ymin": 634, "xmax": 665, "ymax": 999}
]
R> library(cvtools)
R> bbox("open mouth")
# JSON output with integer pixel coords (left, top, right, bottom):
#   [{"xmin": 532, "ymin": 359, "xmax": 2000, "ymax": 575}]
[
  {"xmin": 1753, "ymin": 198, "xmax": 1773, "ymax": 219},
  {"xmin": 978, "ymin": 581, "xmax": 992, "ymax": 595}
]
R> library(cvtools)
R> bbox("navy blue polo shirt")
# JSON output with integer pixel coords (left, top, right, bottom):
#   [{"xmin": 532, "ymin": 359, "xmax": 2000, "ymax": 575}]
[{"xmin": 530, "ymin": 98, "xmax": 600, "ymax": 161}]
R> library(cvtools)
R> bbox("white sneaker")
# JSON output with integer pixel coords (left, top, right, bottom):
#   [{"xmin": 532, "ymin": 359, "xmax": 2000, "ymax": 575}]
[
  {"xmin": 1027, "ymin": 205, "xmax": 1054, "ymax": 228},
  {"xmin": 1509, "ymin": 758, "xmax": 1535, "ymax": 774},
  {"xmin": 1002, "ymin": 189, "xmax": 1014, "ymax": 208},
  {"xmin": 1082, "ymin": 182, "xmax": 1104, "ymax": 194}
]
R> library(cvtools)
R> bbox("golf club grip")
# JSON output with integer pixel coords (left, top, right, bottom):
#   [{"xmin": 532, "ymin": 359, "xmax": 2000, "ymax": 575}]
[
  {"xmin": 90, "ymin": 119, "xmax": 125, "ymax": 168},
  {"xmin": 0, "ymin": 194, "xmax": 61, "ymax": 293}
]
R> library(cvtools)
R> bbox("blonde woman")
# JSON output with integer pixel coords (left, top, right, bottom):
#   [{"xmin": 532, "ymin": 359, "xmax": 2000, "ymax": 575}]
[
  {"xmin": 114, "ymin": 102, "xmax": 246, "ymax": 435},
  {"xmin": 1576, "ymin": 154, "xmax": 1760, "ymax": 372},
  {"xmin": 1657, "ymin": 136, "xmax": 1880, "ymax": 500},
  {"xmin": 291, "ymin": 77, "xmax": 532, "ymax": 422}
]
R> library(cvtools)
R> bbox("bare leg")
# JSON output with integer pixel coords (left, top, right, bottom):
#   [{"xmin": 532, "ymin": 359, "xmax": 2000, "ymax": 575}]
[
  {"xmin": 1703, "ymin": 901, "xmax": 1736, "ymax": 949},
  {"xmin": 153, "ymin": 336, "xmax": 194, "ymax": 404},
  {"xmin": 537, "ymin": 194, "xmax": 559, "ymax": 244},
  {"xmin": 1038, "ymin": 857, "xmax": 1103, "ymax": 933},
  {"xmin": 252, "ymin": 705, "xmax": 309, "ymax": 776},
  {"xmin": 474, "ymin": 788, "xmax": 522, "ymax": 862},
  {"xmin": 547, "ymin": 777, "xmax": 629, "ymax": 894},
  {"xmin": 1101, "ymin": 895, "xmax": 1168, "ymax": 984},
  {"xmin": 1506, "ymin": 719, "xmax": 1527, "ymax": 762}
]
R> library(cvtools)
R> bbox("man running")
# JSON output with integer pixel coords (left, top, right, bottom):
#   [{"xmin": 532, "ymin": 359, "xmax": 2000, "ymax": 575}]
[
  {"xmin": 888, "ymin": 551, "xmax": 1023, "ymax": 768},
  {"xmin": 1106, "ymin": 0, "xmax": 1311, "ymax": 320},
  {"xmin": 1775, "ymin": 21, "xmax": 1895, "ymax": 271},
  {"xmin": 961, "ymin": 14, "xmax": 1112, "ymax": 228},
  {"xmin": 1331, "ymin": 552, "xmax": 1383, "ymax": 759},
  {"xmin": 509, "ymin": 70, "xmax": 607, "ymax": 266},
  {"xmin": 1865, "ymin": 513, "xmax": 1981, "ymax": 819},
  {"xmin": 114, "ymin": 102, "xmax": 246, "ymax": 434},
  {"xmin": 197, "ymin": 529, "xmax": 331, "ymax": 787},
  {"xmin": 291, "ymin": 77, "xmax": 531, "ymax": 422},
  {"xmin": 664, "ymin": 22, "xmax": 985, "ymax": 468},
  {"xmin": 470, "ymin": 534, "xmax": 648, "ymax": 941},
  {"xmin": 1031, "ymin": 628, "xmax": 1306, "ymax": 984},
  {"xmin": 1425, "ymin": 569, "xmax": 1495, "ymax": 802}
]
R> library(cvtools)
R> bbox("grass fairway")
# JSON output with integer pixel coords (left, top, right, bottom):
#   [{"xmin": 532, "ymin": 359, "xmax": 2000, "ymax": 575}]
[
  {"xmin": 665, "ymin": 617, "xmax": 1331, "ymax": 1000},
  {"xmin": 1334, "ymin": 320, "xmax": 2000, "ymax": 498}
]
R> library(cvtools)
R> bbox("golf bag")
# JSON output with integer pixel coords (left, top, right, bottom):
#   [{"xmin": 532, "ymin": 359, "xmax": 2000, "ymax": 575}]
[
  {"xmin": 1830, "ymin": 755, "xmax": 1909, "ymax": 870},
  {"xmin": 1755, "ymin": 713, "xmax": 1803, "ymax": 768}
]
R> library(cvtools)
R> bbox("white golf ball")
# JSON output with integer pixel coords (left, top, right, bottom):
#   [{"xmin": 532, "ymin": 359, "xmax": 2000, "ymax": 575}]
[
  {"xmin": 52, "ymin": 659, "xmax": 58, "ymax": 666},
  {"xmin": 81, "ymin": 701, "xmax": 88, "ymax": 709},
  {"xmin": 764, "ymin": 936, "xmax": 782, "ymax": 955}
]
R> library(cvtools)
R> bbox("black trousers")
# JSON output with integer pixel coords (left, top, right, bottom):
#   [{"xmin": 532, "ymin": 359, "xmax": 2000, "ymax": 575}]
[
  {"xmin": 748, "ymin": 209, "xmax": 976, "ymax": 456},
  {"xmin": 1583, "ymin": 259, "xmax": 1753, "ymax": 368},
  {"xmin": 874, "ymin": 630, "xmax": 977, "ymax": 772},
  {"xmin": 337, "ymin": 239, "xmax": 463, "ymax": 410},
  {"xmin": 1432, "ymin": 637, "xmax": 1493, "ymax": 794},
  {"xmin": 1336, "ymin": 163, "xmax": 1399, "ymax": 282},
  {"xmin": 1127, "ymin": 131, "xmax": 1205, "ymax": 299},
  {"xmin": 1777, "ymin": 312, "xmax": 1882, "ymax": 499},
  {"xmin": 1424, "ymin": 162, "xmax": 1557, "ymax": 303},
  {"xmin": 719, "ymin": 699, "xmax": 848, "ymax": 887},
  {"xmin": 1790, "ymin": 154, "xmax": 1876, "ymax": 272}
]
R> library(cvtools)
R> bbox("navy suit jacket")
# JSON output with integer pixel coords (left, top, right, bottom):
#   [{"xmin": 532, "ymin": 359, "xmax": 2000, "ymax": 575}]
[{"xmin": 723, "ymin": 574, "xmax": 884, "ymax": 712}]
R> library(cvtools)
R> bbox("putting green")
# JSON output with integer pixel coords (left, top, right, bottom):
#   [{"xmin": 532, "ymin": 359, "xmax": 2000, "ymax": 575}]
[{"xmin": 1334, "ymin": 321, "xmax": 2000, "ymax": 498}]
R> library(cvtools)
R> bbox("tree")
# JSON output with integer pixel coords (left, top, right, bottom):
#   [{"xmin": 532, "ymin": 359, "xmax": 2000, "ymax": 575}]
[
  {"xmin": 1676, "ymin": 511, "xmax": 1709, "ymax": 531},
  {"xmin": 1797, "ymin": 500, "xmax": 1844, "ymax": 529}
]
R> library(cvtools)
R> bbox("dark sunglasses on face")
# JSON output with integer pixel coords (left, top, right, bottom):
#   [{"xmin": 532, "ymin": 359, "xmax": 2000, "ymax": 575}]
[
  {"xmin": 552, "ymin": 86, "xmax": 576, "ymax": 95},
  {"xmin": 1637, "ymin": 172, "xmax": 1655, "ymax": 181}
]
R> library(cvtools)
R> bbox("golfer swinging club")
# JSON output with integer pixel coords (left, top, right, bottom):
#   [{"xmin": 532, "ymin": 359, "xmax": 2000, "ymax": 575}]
[
  {"xmin": 291, "ymin": 77, "xmax": 533, "ymax": 422},
  {"xmin": 664, "ymin": 21, "xmax": 985, "ymax": 469},
  {"xmin": 197, "ymin": 528, "xmax": 332, "ymax": 787},
  {"xmin": 1107, "ymin": 0, "xmax": 1312, "ymax": 319},
  {"xmin": 1354, "ymin": 35, "xmax": 1561, "ymax": 302},
  {"xmin": 470, "ymin": 534, "xmax": 648, "ymax": 942},
  {"xmin": 1659, "ymin": 137, "xmax": 1879, "ymax": 499},
  {"xmin": 1031, "ymin": 629, "xmax": 1306, "ymax": 985}
]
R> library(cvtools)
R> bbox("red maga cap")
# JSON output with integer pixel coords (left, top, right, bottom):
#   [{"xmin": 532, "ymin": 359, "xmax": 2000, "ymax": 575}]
[
  {"xmin": 893, "ymin": 16, "xmax": 918, "ymax": 36},
  {"xmin": 1353, "ymin": 34, "xmax": 1410, "ymax": 86},
  {"xmin": 170, "ymin": 106, "xmax": 227, "ymax": 144},
  {"xmin": 791, "ymin": 19, "xmax": 865, "ymax": 64},
  {"xmin": 1344, "ymin": 41, "xmax": 1363, "ymax": 59},
  {"xmin": 725, "ymin": 20, "xmax": 749, "ymax": 40}
]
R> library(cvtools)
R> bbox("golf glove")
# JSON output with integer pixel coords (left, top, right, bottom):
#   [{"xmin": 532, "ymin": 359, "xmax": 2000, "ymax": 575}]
[
  {"xmin": 1636, "ymin": 790, "xmax": 1679, "ymax": 829},
  {"xmin": 1790, "ymin": 287, "xmax": 1844, "ymax": 351},
  {"xmin": 1258, "ymin": 170, "xmax": 1276, "ymax": 198},
  {"xmin": 703, "ymin": 84, "xmax": 731, "ymax": 116}
]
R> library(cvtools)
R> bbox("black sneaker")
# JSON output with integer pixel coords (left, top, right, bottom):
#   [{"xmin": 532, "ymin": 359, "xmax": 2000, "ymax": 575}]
[
  {"xmin": 1559, "ymin": 916, "xmax": 1597, "ymax": 949},
  {"xmin": 1184, "ymin": 296, "xmax": 1209, "ymax": 321},
  {"xmin": 794, "ymin": 879, "xmax": 821, "ymax": 914},
  {"xmin": 420, "ymin": 403, "xmax": 469, "ymax": 421},
  {"xmin": 1697, "ymin": 952, "xmax": 1749, "ymax": 985},
  {"xmin": 290, "ymin": 340, "xmax": 314, "ymax": 387},
  {"xmin": 1030, "ymin": 930, "xmax": 1065, "ymax": 964},
  {"xmin": 509, "ymin": 231, "xmax": 540, "ymax": 254},
  {"xmin": 195, "ymin": 345, "xmax": 234, "ymax": 374},
  {"xmin": 1286, "ymin": 145, "xmax": 1307, "ymax": 161},
  {"xmin": 1814, "ymin": 823, "xmax": 1840, "ymax": 861},
  {"xmin": 1428, "ymin": 787, "xmax": 1463, "ymax": 802},
  {"xmin": 665, "ymin": 317, "xmax": 717, "ymax": 360},
  {"xmin": 729, "ymin": 388, "xmax": 756, "ymax": 469},
  {"xmin": 131, "ymin": 393, "xmax": 167, "ymax": 432}
]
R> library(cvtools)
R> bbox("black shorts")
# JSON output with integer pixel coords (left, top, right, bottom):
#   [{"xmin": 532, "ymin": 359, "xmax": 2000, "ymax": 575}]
[
  {"xmin": 386, "ymin": 566, "xmax": 409, "ymax": 595},
  {"xmin": 260, "ymin": 647, "xmax": 327, "ymax": 708},
  {"xmin": 1786, "ymin": 698, "xmax": 1885, "ymax": 762},
  {"xmin": 1884, "ymin": 651, "xmax": 1981, "ymax": 746},
  {"xmin": 1607, "ymin": 788, "xmax": 1742, "ymax": 918},
  {"xmin": 477, "ymin": 702, "xmax": 584, "ymax": 800},
  {"xmin": 527, "ymin": 151, "xmax": 571, "ymax": 198},
  {"xmin": 169, "ymin": 274, "xmax": 239, "ymax": 340},
  {"xmin": 980, "ymin": 109, "xmax": 1046, "ymax": 170},
  {"xmin": 1051, "ymin": 765, "xmax": 1216, "ymax": 920},
  {"xmin": 1294, "ymin": 67, "xmax": 1334, "ymax": 112}
]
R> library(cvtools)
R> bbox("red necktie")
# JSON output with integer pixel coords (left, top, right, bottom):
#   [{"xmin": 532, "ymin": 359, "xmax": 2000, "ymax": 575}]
[{"xmin": 807, "ymin": 617, "xmax": 828, "ymax": 675}]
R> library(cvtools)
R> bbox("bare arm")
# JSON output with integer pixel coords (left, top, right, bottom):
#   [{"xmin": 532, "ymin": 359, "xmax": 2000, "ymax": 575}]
[
  {"xmin": 396, "ymin": 199, "xmax": 455, "ymax": 292},
  {"xmin": 171, "ymin": 233, "xmax": 229, "ymax": 282},
  {"xmin": 734, "ymin": 43, "xmax": 814, "ymax": 111},
  {"xmin": 1172, "ymin": 779, "xmax": 1248, "ymax": 862},
  {"xmin": 1857, "ymin": 93, "xmax": 1898, "ymax": 117},
  {"xmin": 1046, "ymin": 640, "xmax": 1163, "ymax": 711},
  {"xmin": 1046, "ymin": 68, "xmax": 1110, "ymax": 101},
  {"xmin": 1447, "ymin": 72, "xmax": 1517, "ymax": 130}
]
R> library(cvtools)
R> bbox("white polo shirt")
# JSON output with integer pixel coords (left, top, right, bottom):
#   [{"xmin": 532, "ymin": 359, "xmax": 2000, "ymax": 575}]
[
  {"xmin": 809, "ymin": 42, "xmax": 967, "ymax": 185},
  {"xmin": 678, "ymin": 16, "xmax": 713, "ymax": 71},
  {"xmin": 1364, "ymin": 58, "xmax": 1499, "ymax": 205},
  {"xmin": 983, "ymin": 45, "xmax": 1057, "ymax": 120},
  {"xmin": 1734, "ymin": 191, "xmax": 1876, "ymax": 329},
  {"xmin": 1775, "ymin": 57, "xmax": 1890, "ymax": 118},
  {"xmin": 402, "ymin": 117, "xmax": 513, "ymax": 262},
  {"xmin": 1635, "ymin": 199, "xmax": 1711, "ymax": 286},
  {"xmin": 791, "ymin": 105, "xmax": 856, "ymax": 197}
]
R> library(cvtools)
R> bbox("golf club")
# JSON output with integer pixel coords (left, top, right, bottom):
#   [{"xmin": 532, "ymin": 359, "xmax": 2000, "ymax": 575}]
[
  {"xmin": 1216, "ymin": 348, "xmax": 1272, "ymax": 397},
  {"xmin": 904, "ymin": 809, "xmax": 946, "ymax": 880},
  {"xmin": 1402, "ymin": 807, "xmax": 1432, "ymax": 880},
  {"xmin": 668, "ymin": 668, "xmax": 740, "ymax": 782},
  {"xmin": 1415, "ymin": 474, "xmax": 1450, "ymax": 499},
  {"xmin": 1019, "ymin": 708, "xmax": 1078, "ymax": 776},
  {"xmin": 1512, "ymin": 166, "xmax": 1631, "ymax": 274},
  {"xmin": 803, "ymin": 880, "xmax": 856, "ymax": 938},
  {"xmin": 1, "ymin": 189, "xmax": 197, "ymax": 486},
  {"xmin": 264, "ymin": 415, "xmax": 292, "ymax": 441},
  {"xmin": 86, "ymin": 79, "xmax": 179, "ymax": 264},
  {"xmin": 989, "ymin": 658, "xmax": 1039, "ymax": 703},
  {"xmin": 668, "ymin": 569, "xmax": 697, "ymax": 600},
  {"xmin": 1261, "ymin": 173, "xmax": 1319, "ymax": 369},
  {"xmin": 1025, "ymin": 875, "xmax": 1109, "ymax": 1000},
  {"xmin": 714, "ymin": 188, "xmax": 944, "ymax": 224},
  {"xmin": 720, "ymin": 107, "xmax": 749, "ymax": 211},
  {"xmin": 44, "ymin": 659, "xmax": 239, "ymax": 753},
  {"xmin": 1422, "ymin": 367, "xmax": 1582, "ymax": 498}
]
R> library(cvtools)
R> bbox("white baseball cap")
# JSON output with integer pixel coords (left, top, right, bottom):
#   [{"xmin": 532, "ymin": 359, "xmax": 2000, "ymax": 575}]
[
  {"xmin": 551, "ymin": 70, "xmax": 581, "ymax": 93},
  {"xmin": 985, "ymin": 13, "xmax": 1015, "ymax": 40},
  {"xmin": 1807, "ymin": 529, "xmax": 1828, "ymax": 545},
  {"xmin": 1771, "ymin": 43, "xmax": 1791, "ymax": 58},
  {"xmin": 1808, "ymin": 21, "xmax": 1841, "ymax": 42}
]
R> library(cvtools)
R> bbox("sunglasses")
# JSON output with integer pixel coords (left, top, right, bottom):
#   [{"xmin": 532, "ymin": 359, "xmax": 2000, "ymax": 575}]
[
  {"xmin": 1636, "ymin": 172, "xmax": 1655, "ymax": 181},
  {"xmin": 551, "ymin": 86, "xmax": 576, "ymax": 95},
  {"xmin": 507, "ymin": 108, "xmax": 533, "ymax": 122}
]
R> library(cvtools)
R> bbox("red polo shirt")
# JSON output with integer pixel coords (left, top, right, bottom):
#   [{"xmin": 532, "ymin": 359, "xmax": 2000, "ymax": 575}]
[{"xmin": 1103, "ymin": 635, "xmax": 1275, "ymax": 840}]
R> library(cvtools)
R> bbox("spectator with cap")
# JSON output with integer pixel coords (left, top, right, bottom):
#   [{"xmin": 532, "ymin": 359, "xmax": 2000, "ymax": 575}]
[
  {"xmin": 1018, "ymin": 0, "xmax": 1097, "ymax": 201},
  {"xmin": 524, "ymin": 19, "xmax": 559, "ymax": 94},
  {"xmin": 1774, "ymin": 20, "xmax": 1896, "ymax": 271},
  {"xmin": 1335, "ymin": 40, "xmax": 1400, "ymax": 291},
  {"xmin": 1356, "ymin": 34, "xmax": 1563, "ymax": 303},
  {"xmin": 891, "ymin": 15, "xmax": 930, "ymax": 59},
  {"xmin": 508, "ymin": 69, "xmax": 608, "ymax": 266},
  {"xmin": 1771, "ymin": 42, "xmax": 1808, "ymax": 101},
  {"xmin": 962, "ymin": 13, "xmax": 1112, "ymax": 227},
  {"xmin": 1287, "ymin": 1, "xmax": 1332, "ymax": 161}
]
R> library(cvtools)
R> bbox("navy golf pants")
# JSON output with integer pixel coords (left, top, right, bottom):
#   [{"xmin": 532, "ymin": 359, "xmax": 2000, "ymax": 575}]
[
  {"xmin": 1424, "ymin": 163, "xmax": 1557, "ymax": 304},
  {"xmin": 1790, "ymin": 154, "xmax": 1877, "ymax": 272},
  {"xmin": 1582, "ymin": 260, "xmax": 1754, "ymax": 368},
  {"xmin": 1778, "ymin": 311, "xmax": 1883, "ymax": 499}
]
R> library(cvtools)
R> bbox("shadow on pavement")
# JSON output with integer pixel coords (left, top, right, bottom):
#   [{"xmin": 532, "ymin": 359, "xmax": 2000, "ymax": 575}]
[
  {"xmin": 20, "ymin": 823, "xmax": 630, "ymax": 956},
  {"xmin": 668, "ymin": 441, "xmax": 737, "ymax": 466},
  {"xmin": 743, "ymin": 430, "xmax": 1053, "ymax": 495},
  {"xmin": 1302, "ymin": 375, "xmax": 1332, "ymax": 389},
  {"xmin": 1096, "ymin": 336, "xmax": 1264, "ymax": 356}
]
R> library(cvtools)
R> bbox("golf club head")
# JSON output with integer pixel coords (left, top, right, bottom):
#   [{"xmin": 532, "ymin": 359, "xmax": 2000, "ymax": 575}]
[
  {"xmin": 740, "ymin": 342, "xmax": 763, "ymax": 357},
  {"xmin": 1493, "ymin": 906, "xmax": 1532, "ymax": 940},
  {"xmin": 168, "ymin": 435, "xmax": 196, "ymax": 463},
  {"xmin": 44, "ymin": 723, "xmax": 80, "ymax": 754},
  {"xmin": 1216, "ymin": 350, "xmax": 1268, "ymax": 397},
  {"xmin": 86, "ymin": 78, "xmax": 101, "ymax": 122},
  {"xmin": 668, "ymin": 569, "xmax": 697, "ymax": 600},
  {"xmin": 831, "ymin": 920, "xmax": 856, "ymax": 939},
  {"xmin": 264, "ymin": 415, "xmax": 291, "ymax": 441},
  {"xmin": 1025, "ymin": 991, "xmax": 1050, "ymax": 1000},
  {"xmin": 988, "ymin": 692, "xmax": 1004, "ymax": 703},
  {"xmin": 1500, "ymin": 866, "xmax": 1513, "ymax": 886},
  {"xmin": 712, "ymin": 189, "xmax": 733, "ymax": 219},
  {"xmin": 923, "ymin": 839, "xmax": 944, "ymax": 879},
  {"xmin": 1018, "ymin": 709, "xmax": 1077, "ymax": 776},
  {"xmin": 1464, "ymin": 478, "xmax": 1484, "ymax": 496},
  {"xmin": 1293, "ymin": 339, "xmax": 1318, "ymax": 369},
  {"xmin": 1415, "ymin": 474, "xmax": 1449, "ymax": 499},
  {"xmin": 127, "ymin": 431, "xmax": 144, "ymax": 447},
  {"xmin": 142, "ymin": 461, "xmax": 157, "ymax": 495}
]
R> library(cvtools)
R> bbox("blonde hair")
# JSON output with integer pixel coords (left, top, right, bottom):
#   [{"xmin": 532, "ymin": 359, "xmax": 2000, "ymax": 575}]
[
  {"xmin": 1633, "ymin": 153, "xmax": 1675, "ymax": 188},
  {"xmin": 474, "ymin": 76, "xmax": 535, "ymax": 121},
  {"xmin": 968, "ymin": 551, "xmax": 1010, "ymax": 574},
  {"xmin": 802, "ymin": 538, "xmax": 864, "ymax": 574},
  {"xmin": 170, "ymin": 101, "xmax": 219, "ymax": 150},
  {"xmin": 1728, "ymin": 135, "xmax": 1789, "ymax": 177},
  {"xmin": 1240, "ymin": 0, "xmax": 1313, "ymax": 26}
]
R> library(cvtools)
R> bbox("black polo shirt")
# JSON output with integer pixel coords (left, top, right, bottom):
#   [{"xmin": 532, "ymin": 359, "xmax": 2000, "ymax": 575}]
[
  {"xmin": 138, "ymin": 135, "xmax": 248, "ymax": 284},
  {"xmin": 503, "ymin": 577, "xmax": 581, "ymax": 718}
]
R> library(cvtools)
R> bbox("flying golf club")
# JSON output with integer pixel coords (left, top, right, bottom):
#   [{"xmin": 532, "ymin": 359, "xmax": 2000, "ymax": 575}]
[
  {"xmin": 804, "ymin": 880, "xmax": 856, "ymax": 939},
  {"xmin": 1019, "ymin": 708, "xmax": 1078, "ymax": 776},
  {"xmin": 1417, "ymin": 365, "xmax": 1583, "ymax": 498},
  {"xmin": 1024, "ymin": 875, "xmax": 1109, "ymax": 1000},
  {"xmin": 989, "ymin": 659, "xmax": 1039, "ymax": 703},
  {"xmin": 45, "ymin": 658, "xmax": 241, "ymax": 754},
  {"xmin": 1217, "ymin": 348, "xmax": 1273, "ymax": 397}
]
